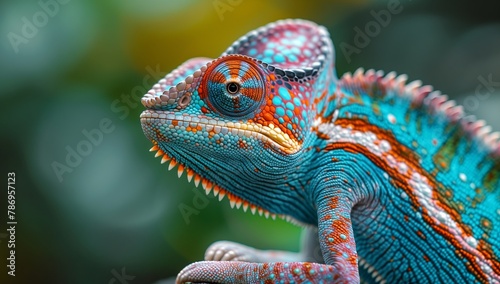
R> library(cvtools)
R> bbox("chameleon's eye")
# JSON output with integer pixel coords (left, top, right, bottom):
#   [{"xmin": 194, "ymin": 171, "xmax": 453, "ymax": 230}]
[{"xmin": 199, "ymin": 56, "xmax": 265, "ymax": 117}]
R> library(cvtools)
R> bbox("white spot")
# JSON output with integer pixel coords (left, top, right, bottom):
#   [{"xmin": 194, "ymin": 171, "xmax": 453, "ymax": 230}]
[
  {"xmin": 379, "ymin": 140, "xmax": 391, "ymax": 152},
  {"xmin": 480, "ymin": 263, "xmax": 493, "ymax": 276},
  {"xmin": 332, "ymin": 109, "xmax": 339, "ymax": 122},
  {"xmin": 401, "ymin": 192, "xmax": 408, "ymax": 199},
  {"xmin": 313, "ymin": 117, "xmax": 322, "ymax": 127},
  {"xmin": 459, "ymin": 173, "xmax": 467, "ymax": 182},
  {"xmin": 398, "ymin": 162, "xmax": 408, "ymax": 174},
  {"xmin": 386, "ymin": 155, "xmax": 396, "ymax": 167},
  {"xmin": 437, "ymin": 211, "xmax": 448, "ymax": 224},
  {"xmin": 465, "ymin": 236, "xmax": 478, "ymax": 248},
  {"xmin": 387, "ymin": 113, "xmax": 397, "ymax": 124},
  {"xmin": 470, "ymin": 183, "xmax": 476, "ymax": 189}
]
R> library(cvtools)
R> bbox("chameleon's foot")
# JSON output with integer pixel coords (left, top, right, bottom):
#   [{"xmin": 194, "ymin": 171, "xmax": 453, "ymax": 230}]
[
  {"xmin": 176, "ymin": 260, "xmax": 344, "ymax": 284},
  {"xmin": 204, "ymin": 241, "xmax": 258, "ymax": 262},
  {"xmin": 204, "ymin": 240, "xmax": 304, "ymax": 262},
  {"xmin": 176, "ymin": 261, "xmax": 238, "ymax": 284}
]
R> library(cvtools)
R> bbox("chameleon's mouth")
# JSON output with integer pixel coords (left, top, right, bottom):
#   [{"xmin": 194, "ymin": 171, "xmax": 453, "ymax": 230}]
[{"xmin": 140, "ymin": 110, "xmax": 301, "ymax": 154}]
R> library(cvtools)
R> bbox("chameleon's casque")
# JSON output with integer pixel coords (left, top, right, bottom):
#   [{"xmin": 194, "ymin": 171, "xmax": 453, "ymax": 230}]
[{"xmin": 140, "ymin": 19, "xmax": 500, "ymax": 283}]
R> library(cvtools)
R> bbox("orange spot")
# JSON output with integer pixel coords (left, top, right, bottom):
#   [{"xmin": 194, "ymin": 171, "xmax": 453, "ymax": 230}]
[
  {"xmin": 263, "ymin": 113, "xmax": 274, "ymax": 121},
  {"xmin": 238, "ymin": 140, "xmax": 248, "ymax": 149},
  {"xmin": 480, "ymin": 218, "xmax": 492, "ymax": 229},
  {"xmin": 416, "ymin": 230, "xmax": 426, "ymax": 240}
]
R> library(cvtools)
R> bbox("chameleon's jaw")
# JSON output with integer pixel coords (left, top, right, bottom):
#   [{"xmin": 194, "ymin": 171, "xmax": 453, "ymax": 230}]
[
  {"xmin": 145, "ymin": 140, "xmax": 305, "ymax": 224},
  {"xmin": 140, "ymin": 109, "xmax": 308, "ymax": 225},
  {"xmin": 140, "ymin": 110, "xmax": 301, "ymax": 154}
]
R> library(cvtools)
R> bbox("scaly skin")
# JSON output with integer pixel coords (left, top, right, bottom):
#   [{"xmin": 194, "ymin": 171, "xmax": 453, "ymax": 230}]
[{"xmin": 140, "ymin": 19, "xmax": 500, "ymax": 283}]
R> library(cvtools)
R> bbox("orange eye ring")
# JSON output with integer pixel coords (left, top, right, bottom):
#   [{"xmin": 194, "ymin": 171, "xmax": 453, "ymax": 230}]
[{"xmin": 199, "ymin": 55, "xmax": 266, "ymax": 117}]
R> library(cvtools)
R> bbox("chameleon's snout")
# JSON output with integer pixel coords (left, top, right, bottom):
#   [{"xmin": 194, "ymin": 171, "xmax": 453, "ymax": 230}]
[
  {"xmin": 141, "ymin": 87, "xmax": 192, "ymax": 111},
  {"xmin": 141, "ymin": 68, "xmax": 204, "ymax": 110}
]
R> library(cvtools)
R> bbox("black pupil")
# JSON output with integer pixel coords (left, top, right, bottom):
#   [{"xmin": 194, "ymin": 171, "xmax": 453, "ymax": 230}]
[{"xmin": 226, "ymin": 82, "xmax": 240, "ymax": 94}]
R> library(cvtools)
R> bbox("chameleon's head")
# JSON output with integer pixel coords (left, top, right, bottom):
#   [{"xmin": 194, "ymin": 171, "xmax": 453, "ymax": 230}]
[{"xmin": 140, "ymin": 19, "xmax": 336, "ymax": 223}]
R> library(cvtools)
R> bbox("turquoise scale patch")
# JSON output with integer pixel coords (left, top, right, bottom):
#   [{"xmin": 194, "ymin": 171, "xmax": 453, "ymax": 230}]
[
  {"xmin": 278, "ymin": 87, "xmax": 291, "ymax": 100},
  {"xmin": 276, "ymin": 107, "xmax": 285, "ymax": 116},
  {"xmin": 272, "ymin": 96, "xmax": 283, "ymax": 106},
  {"xmin": 293, "ymin": 97, "xmax": 301, "ymax": 106},
  {"xmin": 274, "ymin": 54, "xmax": 285, "ymax": 63},
  {"xmin": 262, "ymin": 57, "xmax": 272, "ymax": 63},
  {"xmin": 317, "ymin": 99, "xmax": 325, "ymax": 112},
  {"xmin": 264, "ymin": 49, "xmax": 274, "ymax": 57}
]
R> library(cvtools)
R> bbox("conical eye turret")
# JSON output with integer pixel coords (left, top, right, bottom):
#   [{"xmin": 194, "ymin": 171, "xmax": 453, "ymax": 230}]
[{"xmin": 199, "ymin": 55, "xmax": 266, "ymax": 118}]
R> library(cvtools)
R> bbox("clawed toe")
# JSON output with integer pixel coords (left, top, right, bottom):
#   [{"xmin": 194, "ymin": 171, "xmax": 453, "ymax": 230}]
[{"xmin": 204, "ymin": 241, "xmax": 255, "ymax": 262}]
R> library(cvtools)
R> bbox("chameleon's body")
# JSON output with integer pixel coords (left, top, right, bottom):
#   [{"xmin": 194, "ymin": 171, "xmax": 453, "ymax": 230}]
[{"xmin": 140, "ymin": 20, "xmax": 500, "ymax": 283}]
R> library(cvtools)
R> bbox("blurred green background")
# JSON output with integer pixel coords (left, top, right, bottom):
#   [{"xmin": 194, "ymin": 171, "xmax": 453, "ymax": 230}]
[{"xmin": 1, "ymin": 0, "xmax": 499, "ymax": 283}]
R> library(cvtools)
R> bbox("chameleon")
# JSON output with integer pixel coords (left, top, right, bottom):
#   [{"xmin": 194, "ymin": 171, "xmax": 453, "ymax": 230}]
[{"xmin": 140, "ymin": 19, "xmax": 500, "ymax": 283}]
